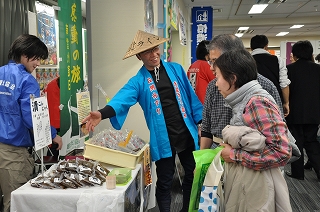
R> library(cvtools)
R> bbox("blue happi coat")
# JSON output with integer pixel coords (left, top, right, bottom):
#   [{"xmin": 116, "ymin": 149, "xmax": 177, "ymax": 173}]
[{"xmin": 108, "ymin": 60, "xmax": 203, "ymax": 161}]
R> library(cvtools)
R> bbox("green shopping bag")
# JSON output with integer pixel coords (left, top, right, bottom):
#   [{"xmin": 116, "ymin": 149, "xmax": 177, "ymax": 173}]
[{"xmin": 188, "ymin": 146, "xmax": 224, "ymax": 212}]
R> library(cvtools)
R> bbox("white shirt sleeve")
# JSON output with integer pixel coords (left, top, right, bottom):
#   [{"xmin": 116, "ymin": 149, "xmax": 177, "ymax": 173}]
[{"xmin": 277, "ymin": 56, "xmax": 291, "ymax": 88}]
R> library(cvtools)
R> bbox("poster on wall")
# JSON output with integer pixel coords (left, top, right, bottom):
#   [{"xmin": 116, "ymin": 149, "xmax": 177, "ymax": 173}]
[
  {"xmin": 58, "ymin": 0, "xmax": 84, "ymax": 155},
  {"xmin": 191, "ymin": 7, "xmax": 213, "ymax": 63},
  {"xmin": 76, "ymin": 91, "xmax": 91, "ymax": 139},
  {"xmin": 35, "ymin": 68, "xmax": 60, "ymax": 95},
  {"xmin": 169, "ymin": 0, "xmax": 178, "ymax": 30},
  {"xmin": 36, "ymin": 2, "xmax": 57, "ymax": 66}
]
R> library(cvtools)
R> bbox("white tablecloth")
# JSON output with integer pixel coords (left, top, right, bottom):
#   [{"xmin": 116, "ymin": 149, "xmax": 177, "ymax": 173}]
[{"xmin": 11, "ymin": 164, "xmax": 144, "ymax": 212}]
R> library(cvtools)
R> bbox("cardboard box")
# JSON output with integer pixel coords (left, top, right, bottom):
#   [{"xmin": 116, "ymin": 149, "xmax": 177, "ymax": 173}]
[
  {"xmin": 59, "ymin": 148, "xmax": 84, "ymax": 160},
  {"xmin": 83, "ymin": 141, "xmax": 148, "ymax": 169}
]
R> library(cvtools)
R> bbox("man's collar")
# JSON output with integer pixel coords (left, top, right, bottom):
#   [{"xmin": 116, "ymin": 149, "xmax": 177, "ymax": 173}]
[{"xmin": 251, "ymin": 48, "xmax": 270, "ymax": 56}]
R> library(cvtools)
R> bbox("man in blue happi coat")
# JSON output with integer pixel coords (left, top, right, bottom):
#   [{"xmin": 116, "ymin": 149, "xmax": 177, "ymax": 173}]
[{"xmin": 83, "ymin": 30, "xmax": 203, "ymax": 212}]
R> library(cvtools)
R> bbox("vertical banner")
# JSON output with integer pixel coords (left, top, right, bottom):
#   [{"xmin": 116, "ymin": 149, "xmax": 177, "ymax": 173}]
[
  {"xmin": 58, "ymin": 0, "xmax": 83, "ymax": 155},
  {"xmin": 167, "ymin": 26, "xmax": 172, "ymax": 62},
  {"xmin": 166, "ymin": 0, "xmax": 173, "ymax": 62},
  {"xmin": 160, "ymin": 0, "xmax": 168, "ymax": 62},
  {"xmin": 178, "ymin": 8, "xmax": 187, "ymax": 46},
  {"xmin": 144, "ymin": 0, "xmax": 154, "ymax": 33},
  {"xmin": 191, "ymin": 7, "xmax": 213, "ymax": 64}
]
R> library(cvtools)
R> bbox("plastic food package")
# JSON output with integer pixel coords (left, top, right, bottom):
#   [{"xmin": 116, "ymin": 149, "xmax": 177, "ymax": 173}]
[{"xmin": 108, "ymin": 168, "xmax": 132, "ymax": 184}]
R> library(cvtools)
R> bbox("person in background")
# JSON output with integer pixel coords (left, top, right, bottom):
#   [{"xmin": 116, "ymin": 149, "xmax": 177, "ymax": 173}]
[
  {"xmin": 302, "ymin": 52, "xmax": 320, "ymax": 170},
  {"xmin": 285, "ymin": 40, "xmax": 320, "ymax": 181},
  {"xmin": 200, "ymin": 34, "xmax": 284, "ymax": 149},
  {"xmin": 82, "ymin": 30, "xmax": 203, "ymax": 212},
  {"xmin": 214, "ymin": 49, "xmax": 292, "ymax": 211},
  {"xmin": 315, "ymin": 53, "xmax": 320, "ymax": 64},
  {"xmin": 290, "ymin": 53, "xmax": 296, "ymax": 63},
  {"xmin": 0, "ymin": 34, "xmax": 62, "ymax": 212},
  {"xmin": 43, "ymin": 76, "xmax": 60, "ymax": 159},
  {"xmin": 187, "ymin": 40, "xmax": 215, "ymax": 104},
  {"xmin": 250, "ymin": 35, "xmax": 290, "ymax": 117}
]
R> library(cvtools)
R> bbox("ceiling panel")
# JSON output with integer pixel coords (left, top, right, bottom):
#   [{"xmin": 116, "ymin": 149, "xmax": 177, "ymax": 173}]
[{"xmin": 182, "ymin": 0, "xmax": 320, "ymax": 39}]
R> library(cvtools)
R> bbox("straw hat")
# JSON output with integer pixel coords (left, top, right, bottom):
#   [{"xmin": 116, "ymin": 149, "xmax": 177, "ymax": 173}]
[{"xmin": 123, "ymin": 30, "xmax": 169, "ymax": 60}]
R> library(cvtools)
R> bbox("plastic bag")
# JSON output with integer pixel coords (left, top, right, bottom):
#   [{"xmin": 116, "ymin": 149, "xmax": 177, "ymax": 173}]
[
  {"xmin": 198, "ymin": 149, "xmax": 223, "ymax": 212},
  {"xmin": 188, "ymin": 146, "xmax": 224, "ymax": 212}
]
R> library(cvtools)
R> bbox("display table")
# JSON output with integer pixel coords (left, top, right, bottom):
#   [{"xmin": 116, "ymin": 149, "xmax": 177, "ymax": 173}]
[{"xmin": 11, "ymin": 164, "xmax": 148, "ymax": 212}]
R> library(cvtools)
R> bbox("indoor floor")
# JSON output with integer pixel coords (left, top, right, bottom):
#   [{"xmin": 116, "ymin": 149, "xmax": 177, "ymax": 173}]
[{"xmin": 149, "ymin": 163, "xmax": 320, "ymax": 212}]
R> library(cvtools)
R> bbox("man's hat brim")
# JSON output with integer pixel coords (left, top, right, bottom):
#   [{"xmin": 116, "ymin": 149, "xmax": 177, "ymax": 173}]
[{"xmin": 123, "ymin": 30, "xmax": 169, "ymax": 60}]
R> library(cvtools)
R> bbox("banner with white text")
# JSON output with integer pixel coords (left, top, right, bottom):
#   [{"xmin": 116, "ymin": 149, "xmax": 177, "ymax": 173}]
[
  {"xmin": 191, "ymin": 7, "xmax": 213, "ymax": 64},
  {"xmin": 58, "ymin": 0, "xmax": 84, "ymax": 155}
]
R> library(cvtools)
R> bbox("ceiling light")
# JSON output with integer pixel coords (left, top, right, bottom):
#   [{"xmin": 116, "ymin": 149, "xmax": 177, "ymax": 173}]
[
  {"xmin": 290, "ymin": 25, "xmax": 304, "ymax": 29},
  {"xmin": 276, "ymin": 32, "xmax": 289, "ymax": 36},
  {"xmin": 213, "ymin": 8, "xmax": 223, "ymax": 13},
  {"xmin": 235, "ymin": 33, "xmax": 244, "ymax": 37},
  {"xmin": 248, "ymin": 4, "xmax": 268, "ymax": 14},
  {"xmin": 238, "ymin": 27, "xmax": 249, "ymax": 30}
]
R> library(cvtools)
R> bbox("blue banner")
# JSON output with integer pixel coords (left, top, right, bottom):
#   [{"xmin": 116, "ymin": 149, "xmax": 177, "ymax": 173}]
[{"xmin": 191, "ymin": 7, "xmax": 213, "ymax": 64}]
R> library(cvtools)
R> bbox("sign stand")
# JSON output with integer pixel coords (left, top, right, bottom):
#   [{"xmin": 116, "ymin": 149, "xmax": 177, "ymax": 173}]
[{"xmin": 30, "ymin": 94, "xmax": 52, "ymax": 176}]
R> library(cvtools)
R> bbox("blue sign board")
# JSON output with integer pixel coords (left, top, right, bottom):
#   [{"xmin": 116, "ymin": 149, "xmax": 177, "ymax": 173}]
[{"xmin": 191, "ymin": 7, "xmax": 213, "ymax": 63}]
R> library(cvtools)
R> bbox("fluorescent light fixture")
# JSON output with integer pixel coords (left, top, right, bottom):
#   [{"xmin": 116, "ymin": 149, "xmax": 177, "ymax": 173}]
[
  {"xmin": 238, "ymin": 27, "xmax": 249, "ymax": 30},
  {"xmin": 235, "ymin": 33, "xmax": 244, "ymax": 37},
  {"xmin": 276, "ymin": 32, "xmax": 289, "ymax": 36},
  {"xmin": 248, "ymin": 4, "xmax": 268, "ymax": 14},
  {"xmin": 290, "ymin": 25, "xmax": 304, "ymax": 29}
]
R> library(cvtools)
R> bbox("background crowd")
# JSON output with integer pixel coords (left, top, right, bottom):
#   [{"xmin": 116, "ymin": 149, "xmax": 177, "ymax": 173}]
[{"xmin": 1, "ymin": 31, "xmax": 319, "ymax": 212}]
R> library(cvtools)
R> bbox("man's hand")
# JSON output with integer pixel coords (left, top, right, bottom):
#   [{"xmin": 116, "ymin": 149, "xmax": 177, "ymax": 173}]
[
  {"xmin": 283, "ymin": 103, "xmax": 290, "ymax": 117},
  {"xmin": 81, "ymin": 111, "xmax": 102, "ymax": 132},
  {"xmin": 52, "ymin": 135, "xmax": 63, "ymax": 150}
]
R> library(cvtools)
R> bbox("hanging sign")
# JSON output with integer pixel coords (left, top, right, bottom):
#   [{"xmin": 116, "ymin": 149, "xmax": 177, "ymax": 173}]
[{"xmin": 191, "ymin": 7, "xmax": 213, "ymax": 63}]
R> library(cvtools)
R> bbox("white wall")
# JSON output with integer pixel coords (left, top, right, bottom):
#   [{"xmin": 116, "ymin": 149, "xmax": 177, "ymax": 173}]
[
  {"xmin": 171, "ymin": 31, "xmax": 189, "ymax": 71},
  {"xmin": 88, "ymin": 0, "xmax": 160, "ymax": 141}
]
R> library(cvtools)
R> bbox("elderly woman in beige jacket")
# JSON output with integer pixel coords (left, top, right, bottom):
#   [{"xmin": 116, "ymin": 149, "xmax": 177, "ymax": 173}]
[{"xmin": 214, "ymin": 49, "xmax": 292, "ymax": 212}]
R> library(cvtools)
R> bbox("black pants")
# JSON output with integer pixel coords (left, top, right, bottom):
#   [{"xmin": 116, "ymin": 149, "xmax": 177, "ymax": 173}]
[
  {"xmin": 288, "ymin": 124, "xmax": 320, "ymax": 178},
  {"xmin": 155, "ymin": 144, "xmax": 195, "ymax": 212}
]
